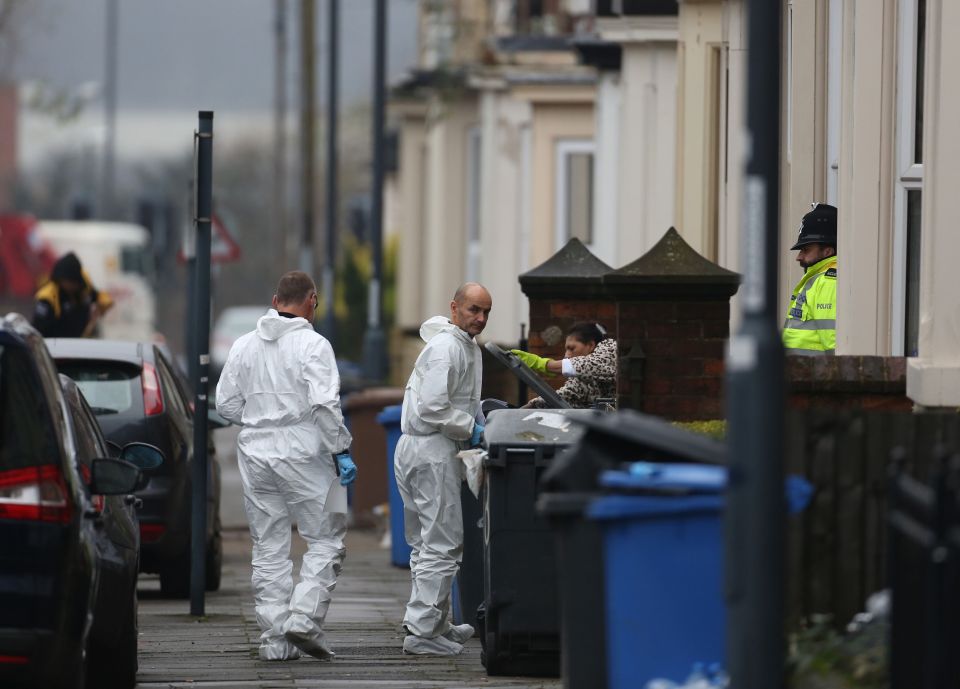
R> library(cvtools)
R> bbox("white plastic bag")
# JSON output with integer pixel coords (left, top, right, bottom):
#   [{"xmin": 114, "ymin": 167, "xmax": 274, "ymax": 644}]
[{"xmin": 457, "ymin": 448, "xmax": 486, "ymax": 498}]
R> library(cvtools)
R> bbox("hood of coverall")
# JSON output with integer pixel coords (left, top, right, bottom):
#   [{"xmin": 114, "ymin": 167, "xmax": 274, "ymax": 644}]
[
  {"xmin": 420, "ymin": 315, "xmax": 472, "ymax": 344},
  {"xmin": 256, "ymin": 309, "xmax": 314, "ymax": 342}
]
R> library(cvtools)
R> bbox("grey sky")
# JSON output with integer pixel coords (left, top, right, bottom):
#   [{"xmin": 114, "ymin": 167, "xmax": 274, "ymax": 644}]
[
  {"xmin": 11, "ymin": 0, "xmax": 420, "ymax": 167},
  {"xmin": 15, "ymin": 0, "xmax": 419, "ymax": 112}
]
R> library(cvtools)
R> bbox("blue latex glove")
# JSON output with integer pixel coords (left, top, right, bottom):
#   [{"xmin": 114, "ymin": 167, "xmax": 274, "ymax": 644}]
[
  {"xmin": 470, "ymin": 422, "xmax": 485, "ymax": 448},
  {"xmin": 336, "ymin": 453, "xmax": 357, "ymax": 486}
]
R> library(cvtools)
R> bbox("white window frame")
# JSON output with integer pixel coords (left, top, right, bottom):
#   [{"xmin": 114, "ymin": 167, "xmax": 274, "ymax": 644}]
[
  {"xmin": 891, "ymin": 0, "xmax": 924, "ymax": 356},
  {"xmin": 464, "ymin": 126, "xmax": 482, "ymax": 283},
  {"xmin": 553, "ymin": 138, "xmax": 596, "ymax": 250},
  {"xmin": 826, "ymin": 0, "xmax": 842, "ymax": 205},
  {"xmin": 786, "ymin": 1, "xmax": 793, "ymax": 165}
]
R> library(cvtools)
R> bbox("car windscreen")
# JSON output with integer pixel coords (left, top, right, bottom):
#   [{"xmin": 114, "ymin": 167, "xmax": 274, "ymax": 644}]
[
  {"xmin": 56, "ymin": 361, "xmax": 141, "ymax": 417},
  {"xmin": 0, "ymin": 345, "xmax": 58, "ymax": 470}
]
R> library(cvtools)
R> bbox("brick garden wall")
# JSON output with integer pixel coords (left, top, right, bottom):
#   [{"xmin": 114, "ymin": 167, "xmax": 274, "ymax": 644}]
[
  {"xmin": 616, "ymin": 300, "xmax": 729, "ymax": 420},
  {"xmin": 786, "ymin": 355, "xmax": 911, "ymax": 411}
]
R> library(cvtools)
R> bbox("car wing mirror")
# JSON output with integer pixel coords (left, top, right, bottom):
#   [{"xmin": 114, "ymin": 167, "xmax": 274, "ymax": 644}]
[
  {"xmin": 90, "ymin": 458, "xmax": 142, "ymax": 495},
  {"xmin": 120, "ymin": 442, "xmax": 165, "ymax": 471}
]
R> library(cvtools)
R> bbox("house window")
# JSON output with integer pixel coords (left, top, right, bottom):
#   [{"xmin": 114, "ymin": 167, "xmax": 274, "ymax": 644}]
[
  {"xmin": 893, "ymin": 0, "xmax": 925, "ymax": 356},
  {"xmin": 465, "ymin": 127, "xmax": 482, "ymax": 282},
  {"xmin": 554, "ymin": 139, "xmax": 595, "ymax": 248}
]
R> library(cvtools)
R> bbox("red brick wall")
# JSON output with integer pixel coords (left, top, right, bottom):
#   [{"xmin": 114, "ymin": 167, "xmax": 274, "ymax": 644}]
[
  {"xmin": 616, "ymin": 299, "xmax": 730, "ymax": 420},
  {"xmin": 526, "ymin": 289, "xmax": 910, "ymax": 418},
  {"xmin": 786, "ymin": 355, "xmax": 910, "ymax": 411},
  {"xmin": 526, "ymin": 296, "xmax": 617, "ymax": 401}
]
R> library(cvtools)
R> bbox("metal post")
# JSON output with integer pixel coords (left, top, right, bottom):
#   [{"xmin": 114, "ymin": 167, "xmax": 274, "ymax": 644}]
[
  {"xmin": 322, "ymin": 0, "xmax": 339, "ymax": 345},
  {"xmin": 724, "ymin": 0, "xmax": 784, "ymax": 686},
  {"xmin": 184, "ymin": 181, "xmax": 197, "ymax": 387},
  {"xmin": 274, "ymin": 0, "xmax": 289, "ymax": 274},
  {"xmin": 300, "ymin": 0, "xmax": 316, "ymax": 278},
  {"xmin": 190, "ymin": 111, "xmax": 214, "ymax": 616},
  {"xmin": 101, "ymin": 0, "xmax": 118, "ymax": 218},
  {"xmin": 362, "ymin": 0, "xmax": 388, "ymax": 381}
]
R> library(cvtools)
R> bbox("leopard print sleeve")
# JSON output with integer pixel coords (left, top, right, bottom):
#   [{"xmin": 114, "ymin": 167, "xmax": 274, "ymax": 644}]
[{"xmin": 566, "ymin": 338, "xmax": 618, "ymax": 383}]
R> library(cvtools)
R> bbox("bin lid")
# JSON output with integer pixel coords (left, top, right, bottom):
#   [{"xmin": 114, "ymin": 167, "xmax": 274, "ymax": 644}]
[
  {"xmin": 376, "ymin": 404, "xmax": 403, "ymax": 424},
  {"xmin": 587, "ymin": 493, "xmax": 724, "ymax": 521},
  {"xmin": 596, "ymin": 466, "xmax": 814, "ymax": 515},
  {"xmin": 600, "ymin": 462, "xmax": 727, "ymax": 494},
  {"xmin": 540, "ymin": 408, "xmax": 726, "ymax": 495},
  {"xmin": 484, "ymin": 408, "xmax": 599, "ymax": 456},
  {"xmin": 574, "ymin": 409, "xmax": 726, "ymax": 465}
]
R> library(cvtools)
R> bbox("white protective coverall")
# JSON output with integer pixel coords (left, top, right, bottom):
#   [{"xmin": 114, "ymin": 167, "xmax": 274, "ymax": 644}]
[
  {"xmin": 216, "ymin": 309, "xmax": 351, "ymax": 660},
  {"xmin": 395, "ymin": 315, "xmax": 482, "ymax": 639}
]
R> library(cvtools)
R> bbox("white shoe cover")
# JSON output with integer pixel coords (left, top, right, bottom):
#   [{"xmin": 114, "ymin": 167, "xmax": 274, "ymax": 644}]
[
  {"xmin": 402, "ymin": 634, "xmax": 464, "ymax": 656},
  {"xmin": 442, "ymin": 623, "xmax": 475, "ymax": 644},
  {"xmin": 258, "ymin": 638, "xmax": 303, "ymax": 661},
  {"xmin": 283, "ymin": 629, "xmax": 336, "ymax": 660}
]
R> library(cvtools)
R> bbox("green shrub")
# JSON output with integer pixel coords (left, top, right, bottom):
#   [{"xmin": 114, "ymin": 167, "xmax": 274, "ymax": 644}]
[
  {"xmin": 672, "ymin": 419, "xmax": 726, "ymax": 440},
  {"xmin": 788, "ymin": 615, "xmax": 888, "ymax": 689}
]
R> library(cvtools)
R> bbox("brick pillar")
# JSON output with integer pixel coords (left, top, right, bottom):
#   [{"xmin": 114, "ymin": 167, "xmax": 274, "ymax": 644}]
[
  {"xmin": 604, "ymin": 227, "xmax": 739, "ymax": 420},
  {"xmin": 518, "ymin": 238, "xmax": 614, "ymax": 398}
]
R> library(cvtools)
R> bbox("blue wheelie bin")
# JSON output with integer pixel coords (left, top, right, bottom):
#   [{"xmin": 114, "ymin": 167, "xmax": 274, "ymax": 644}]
[
  {"xmin": 538, "ymin": 409, "xmax": 727, "ymax": 689},
  {"xmin": 590, "ymin": 464, "xmax": 728, "ymax": 688},
  {"xmin": 376, "ymin": 405, "xmax": 411, "ymax": 568}
]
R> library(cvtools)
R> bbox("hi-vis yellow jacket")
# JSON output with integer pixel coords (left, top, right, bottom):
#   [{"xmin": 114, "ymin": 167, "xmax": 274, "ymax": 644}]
[
  {"xmin": 782, "ymin": 255, "xmax": 837, "ymax": 355},
  {"xmin": 34, "ymin": 270, "xmax": 113, "ymax": 319}
]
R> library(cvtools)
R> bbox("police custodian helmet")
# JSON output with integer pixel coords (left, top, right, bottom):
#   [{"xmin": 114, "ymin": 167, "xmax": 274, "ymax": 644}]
[{"xmin": 790, "ymin": 203, "xmax": 837, "ymax": 250}]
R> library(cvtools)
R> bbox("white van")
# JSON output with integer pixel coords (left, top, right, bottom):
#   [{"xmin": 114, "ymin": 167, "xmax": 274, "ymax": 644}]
[{"xmin": 35, "ymin": 221, "xmax": 157, "ymax": 342}]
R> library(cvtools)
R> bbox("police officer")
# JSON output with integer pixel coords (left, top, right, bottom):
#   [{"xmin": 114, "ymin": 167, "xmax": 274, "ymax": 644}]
[
  {"xmin": 783, "ymin": 203, "xmax": 837, "ymax": 355},
  {"xmin": 33, "ymin": 252, "xmax": 113, "ymax": 338}
]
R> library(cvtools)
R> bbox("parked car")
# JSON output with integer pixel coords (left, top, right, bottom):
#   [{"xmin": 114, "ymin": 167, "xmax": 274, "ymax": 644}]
[
  {"xmin": 0, "ymin": 313, "xmax": 157, "ymax": 689},
  {"xmin": 46, "ymin": 338, "xmax": 223, "ymax": 598},
  {"xmin": 59, "ymin": 373, "xmax": 161, "ymax": 689}
]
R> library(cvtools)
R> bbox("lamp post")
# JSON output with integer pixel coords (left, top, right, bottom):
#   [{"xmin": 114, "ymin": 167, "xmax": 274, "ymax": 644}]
[
  {"xmin": 299, "ymin": 0, "xmax": 316, "ymax": 278},
  {"xmin": 362, "ymin": 0, "xmax": 388, "ymax": 381},
  {"xmin": 190, "ymin": 111, "xmax": 214, "ymax": 616},
  {"xmin": 724, "ymin": 0, "xmax": 785, "ymax": 687},
  {"xmin": 322, "ymin": 0, "xmax": 339, "ymax": 344}
]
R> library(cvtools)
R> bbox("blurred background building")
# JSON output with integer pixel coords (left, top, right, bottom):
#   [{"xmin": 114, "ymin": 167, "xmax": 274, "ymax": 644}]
[{"xmin": 1, "ymin": 0, "xmax": 958, "ymax": 407}]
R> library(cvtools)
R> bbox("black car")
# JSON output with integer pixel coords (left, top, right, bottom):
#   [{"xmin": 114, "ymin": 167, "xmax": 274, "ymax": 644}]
[
  {"xmin": 46, "ymin": 338, "xmax": 223, "ymax": 597},
  {"xmin": 0, "ymin": 314, "xmax": 154, "ymax": 689},
  {"xmin": 59, "ymin": 373, "xmax": 145, "ymax": 688}
]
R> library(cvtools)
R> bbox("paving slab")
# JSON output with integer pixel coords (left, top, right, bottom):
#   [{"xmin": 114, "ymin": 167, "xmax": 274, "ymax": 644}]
[{"xmin": 135, "ymin": 527, "xmax": 560, "ymax": 689}]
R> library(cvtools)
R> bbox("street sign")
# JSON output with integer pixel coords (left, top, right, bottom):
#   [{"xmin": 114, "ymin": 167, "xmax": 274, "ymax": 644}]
[
  {"xmin": 209, "ymin": 213, "xmax": 241, "ymax": 263},
  {"xmin": 177, "ymin": 212, "xmax": 241, "ymax": 264}
]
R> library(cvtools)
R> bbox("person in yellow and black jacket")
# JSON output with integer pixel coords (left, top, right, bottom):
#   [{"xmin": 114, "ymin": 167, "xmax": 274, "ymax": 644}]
[
  {"xmin": 783, "ymin": 203, "xmax": 837, "ymax": 355},
  {"xmin": 32, "ymin": 252, "xmax": 114, "ymax": 338}
]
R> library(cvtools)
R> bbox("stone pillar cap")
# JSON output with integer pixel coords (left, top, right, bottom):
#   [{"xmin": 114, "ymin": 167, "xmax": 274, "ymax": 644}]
[
  {"xmin": 519, "ymin": 238, "xmax": 613, "ymax": 299},
  {"xmin": 604, "ymin": 227, "xmax": 740, "ymax": 299}
]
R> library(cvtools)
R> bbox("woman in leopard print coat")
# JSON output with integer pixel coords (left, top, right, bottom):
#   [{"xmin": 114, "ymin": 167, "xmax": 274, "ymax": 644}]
[{"xmin": 524, "ymin": 322, "xmax": 617, "ymax": 409}]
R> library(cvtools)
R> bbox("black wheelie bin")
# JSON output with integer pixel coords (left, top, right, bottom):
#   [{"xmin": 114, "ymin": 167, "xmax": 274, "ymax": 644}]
[
  {"xmin": 477, "ymin": 407, "xmax": 600, "ymax": 676},
  {"xmin": 456, "ymin": 399, "xmax": 514, "ymax": 630}
]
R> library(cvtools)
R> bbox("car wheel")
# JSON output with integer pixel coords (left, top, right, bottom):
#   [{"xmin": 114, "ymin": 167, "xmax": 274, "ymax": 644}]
[
  {"xmin": 205, "ymin": 512, "xmax": 223, "ymax": 591},
  {"xmin": 87, "ymin": 584, "xmax": 138, "ymax": 689},
  {"xmin": 159, "ymin": 549, "xmax": 191, "ymax": 598}
]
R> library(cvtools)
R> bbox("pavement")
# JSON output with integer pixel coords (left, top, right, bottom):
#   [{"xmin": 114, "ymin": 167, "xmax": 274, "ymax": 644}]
[{"xmin": 133, "ymin": 427, "xmax": 561, "ymax": 689}]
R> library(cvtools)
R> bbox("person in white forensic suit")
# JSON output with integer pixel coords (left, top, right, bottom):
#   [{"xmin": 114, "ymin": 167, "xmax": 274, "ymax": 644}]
[
  {"xmin": 395, "ymin": 282, "xmax": 493, "ymax": 656},
  {"xmin": 216, "ymin": 271, "xmax": 356, "ymax": 662}
]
